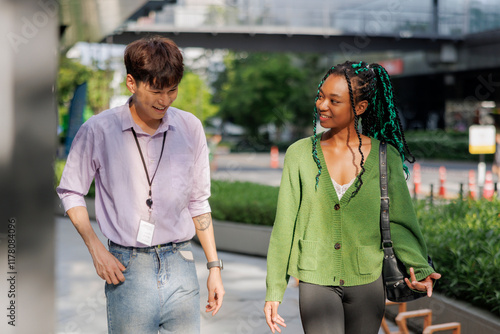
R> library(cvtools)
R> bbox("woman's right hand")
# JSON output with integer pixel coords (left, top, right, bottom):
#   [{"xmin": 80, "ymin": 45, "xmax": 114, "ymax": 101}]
[{"xmin": 264, "ymin": 301, "xmax": 286, "ymax": 333}]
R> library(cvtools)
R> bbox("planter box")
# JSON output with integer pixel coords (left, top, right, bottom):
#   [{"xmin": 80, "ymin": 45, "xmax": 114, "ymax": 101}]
[{"xmin": 200, "ymin": 220, "xmax": 272, "ymax": 258}]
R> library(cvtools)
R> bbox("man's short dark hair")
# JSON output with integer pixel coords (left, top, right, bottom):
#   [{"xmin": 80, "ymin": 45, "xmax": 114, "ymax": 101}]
[{"xmin": 124, "ymin": 35, "xmax": 184, "ymax": 89}]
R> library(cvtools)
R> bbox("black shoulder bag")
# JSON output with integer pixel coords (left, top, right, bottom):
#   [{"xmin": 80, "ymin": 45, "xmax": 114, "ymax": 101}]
[{"xmin": 379, "ymin": 141, "xmax": 434, "ymax": 302}]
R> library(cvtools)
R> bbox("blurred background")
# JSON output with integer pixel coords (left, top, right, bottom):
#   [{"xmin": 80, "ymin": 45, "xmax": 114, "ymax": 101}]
[
  {"xmin": 56, "ymin": 0, "xmax": 500, "ymax": 157},
  {"xmin": 1, "ymin": 0, "xmax": 500, "ymax": 333}
]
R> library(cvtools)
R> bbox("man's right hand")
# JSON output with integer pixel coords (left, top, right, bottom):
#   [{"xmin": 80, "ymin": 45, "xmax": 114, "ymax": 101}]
[
  {"xmin": 89, "ymin": 241, "xmax": 126, "ymax": 285},
  {"xmin": 66, "ymin": 206, "xmax": 126, "ymax": 285}
]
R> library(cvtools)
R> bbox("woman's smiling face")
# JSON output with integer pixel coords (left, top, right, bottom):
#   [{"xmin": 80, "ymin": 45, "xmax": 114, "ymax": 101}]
[
  {"xmin": 316, "ymin": 75, "xmax": 354, "ymax": 130},
  {"xmin": 316, "ymin": 74, "xmax": 368, "ymax": 130}
]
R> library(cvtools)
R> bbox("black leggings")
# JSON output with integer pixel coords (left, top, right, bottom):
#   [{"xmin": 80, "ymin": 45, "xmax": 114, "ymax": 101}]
[{"xmin": 299, "ymin": 276, "xmax": 385, "ymax": 334}]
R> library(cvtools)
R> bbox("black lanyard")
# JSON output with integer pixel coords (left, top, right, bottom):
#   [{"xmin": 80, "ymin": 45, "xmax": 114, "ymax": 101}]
[{"xmin": 131, "ymin": 128, "xmax": 167, "ymax": 209}]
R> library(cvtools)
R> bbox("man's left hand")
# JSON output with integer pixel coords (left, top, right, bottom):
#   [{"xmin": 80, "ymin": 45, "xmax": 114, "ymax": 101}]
[{"xmin": 206, "ymin": 268, "xmax": 224, "ymax": 316}]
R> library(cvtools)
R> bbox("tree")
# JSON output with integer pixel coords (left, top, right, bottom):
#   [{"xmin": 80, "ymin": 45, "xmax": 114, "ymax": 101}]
[
  {"xmin": 57, "ymin": 56, "xmax": 91, "ymax": 111},
  {"xmin": 58, "ymin": 56, "xmax": 117, "ymax": 135},
  {"xmin": 213, "ymin": 52, "xmax": 324, "ymax": 144},
  {"xmin": 57, "ymin": 56, "xmax": 91, "ymax": 136},
  {"xmin": 86, "ymin": 66, "xmax": 114, "ymax": 114},
  {"xmin": 172, "ymin": 71, "xmax": 218, "ymax": 125}
]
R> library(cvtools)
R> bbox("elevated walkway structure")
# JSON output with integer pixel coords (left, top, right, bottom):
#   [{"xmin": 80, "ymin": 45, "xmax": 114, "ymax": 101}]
[
  {"xmin": 105, "ymin": 1, "xmax": 500, "ymax": 73},
  {"xmin": 106, "ymin": 1, "xmax": 500, "ymax": 131},
  {"xmin": 112, "ymin": 25, "xmax": 460, "ymax": 54},
  {"xmin": 110, "ymin": 0, "xmax": 467, "ymax": 54}
]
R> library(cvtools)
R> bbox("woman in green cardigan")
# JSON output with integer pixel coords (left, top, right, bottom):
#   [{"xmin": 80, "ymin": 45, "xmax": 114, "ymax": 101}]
[{"xmin": 264, "ymin": 61, "xmax": 441, "ymax": 334}]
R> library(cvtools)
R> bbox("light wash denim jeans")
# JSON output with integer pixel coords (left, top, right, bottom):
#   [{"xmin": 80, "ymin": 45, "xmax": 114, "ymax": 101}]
[{"xmin": 105, "ymin": 240, "xmax": 200, "ymax": 334}]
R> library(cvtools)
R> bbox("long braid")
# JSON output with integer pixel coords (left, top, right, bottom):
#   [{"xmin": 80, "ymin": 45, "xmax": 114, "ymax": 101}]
[
  {"xmin": 344, "ymin": 69, "xmax": 365, "ymax": 199},
  {"xmin": 312, "ymin": 67, "xmax": 335, "ymax": 189},
  {"xmin": 371, "ymin": 65, "xmax": 414, "ymax": 176},
  {"xmin": 396, "ymin": 116, "xmax": 415, "ymax": 164},
  {"xmin": 312, "ymin": 104, "xmax": 321, "ymax": 189}
]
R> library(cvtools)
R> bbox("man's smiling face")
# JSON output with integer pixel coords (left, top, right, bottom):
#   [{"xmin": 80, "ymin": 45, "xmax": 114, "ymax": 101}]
[{"xmin": 127, "ymin": 74, "xmax": 179, "ymax": 123}]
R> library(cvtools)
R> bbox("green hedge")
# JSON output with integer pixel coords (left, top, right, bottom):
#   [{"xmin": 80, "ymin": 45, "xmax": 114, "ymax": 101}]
[
  {"xmin": 53, "ymin": 159, "xmax": 95, "ymax": 197},
  {"xmin": 54, "ymin": 159, "xmax": 65, "ymax": 188},
  {"xmin": 210, "ymin": 180, "xmax": 278, "ymax": 225},
  {"xmin": 415, "ymin": 199, "xmax": 500, "ymax": 316}
]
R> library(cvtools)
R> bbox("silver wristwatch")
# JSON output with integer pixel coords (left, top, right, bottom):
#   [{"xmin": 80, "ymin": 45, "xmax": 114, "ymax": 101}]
[{"xmin": 207, "ymin": 259, "xmax": 223, "ymax": 270}]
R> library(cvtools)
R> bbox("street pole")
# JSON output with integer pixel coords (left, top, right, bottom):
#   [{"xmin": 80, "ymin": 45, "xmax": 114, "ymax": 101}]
[{"xmin": 478, "ymin": 154, "xmax": 486, "ymax": 199}]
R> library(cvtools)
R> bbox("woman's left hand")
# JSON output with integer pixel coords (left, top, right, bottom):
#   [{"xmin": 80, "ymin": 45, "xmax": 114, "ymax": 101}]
[{"xmin": 405, "ymin": 267, "xmax": 441, "ymax": 297}]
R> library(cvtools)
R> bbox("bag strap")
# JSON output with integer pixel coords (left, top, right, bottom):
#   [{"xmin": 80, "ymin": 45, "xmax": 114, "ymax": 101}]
[{"xmin": 379, "ymin": 141, "xmax": 393, "ymax": 248}]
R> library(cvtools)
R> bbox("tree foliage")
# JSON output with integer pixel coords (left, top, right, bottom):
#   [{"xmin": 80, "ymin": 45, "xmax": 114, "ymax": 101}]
[
  {"xmin": 172, "ymin": 71, "xmax": 218, "ymax": 125},
  {"xmin": 86, "ymin": 67, "xmax": 114, "ymax": 114},
  {"xmin": 57, "ymin": 57, "xmax": 90, "ymax": 108},
  {"xmin": 57, "ymin": 56, "xmax": 116, "ymax": 137},
  {"xmin": 213, "ymin": 52, "xmax": 325, "ymax": 143}
]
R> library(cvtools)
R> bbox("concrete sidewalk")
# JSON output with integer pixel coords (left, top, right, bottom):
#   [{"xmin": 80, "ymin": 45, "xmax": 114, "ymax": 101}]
[{"xmin": 56, "ymin": 216, "xmax": 401, "ymax": 333}]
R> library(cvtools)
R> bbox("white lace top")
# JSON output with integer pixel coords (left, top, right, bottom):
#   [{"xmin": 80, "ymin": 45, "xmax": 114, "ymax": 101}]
[{"xmin": 331, "ymin": 177, "xmax": 356, "ymax": 200}]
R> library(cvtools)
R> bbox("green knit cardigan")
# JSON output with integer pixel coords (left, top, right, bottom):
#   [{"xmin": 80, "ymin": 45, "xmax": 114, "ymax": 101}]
[{"xmin": 265, "ymin": 135, "xmax": 435, "ymax": 302}]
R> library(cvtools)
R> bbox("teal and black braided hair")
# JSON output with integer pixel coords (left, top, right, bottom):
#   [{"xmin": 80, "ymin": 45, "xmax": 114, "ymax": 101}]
[{"xmin": 312, "ymin": 61, "xmax": 415, "ymax": 197}]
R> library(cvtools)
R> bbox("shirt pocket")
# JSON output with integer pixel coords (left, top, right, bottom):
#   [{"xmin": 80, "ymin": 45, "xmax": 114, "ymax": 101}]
[
  {"xmin": 298, "ymin": 239, "xmax": 318, "ymax": 271},
  {"xmin": 357, "ymin": 245, "xmax": 383, "ymax": 275}
]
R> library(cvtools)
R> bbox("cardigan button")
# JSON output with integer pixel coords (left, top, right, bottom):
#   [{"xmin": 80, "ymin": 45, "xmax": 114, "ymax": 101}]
[
  {"xmin": 334, "ymin": 243, "xmax": 341, "ymax": 250},
  {"xmin": 339, "ymin": 279, "xmax": 345, "ymax": 286},
  {"xmin": 334, "ymin": 204, "xmax": 340, "ymax": 210}
]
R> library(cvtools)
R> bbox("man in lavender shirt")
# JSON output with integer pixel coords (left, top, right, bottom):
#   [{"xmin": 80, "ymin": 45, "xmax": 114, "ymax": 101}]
[{"xmin": 57, "ymin": 36, "xmax": 224, "ymax": 333}]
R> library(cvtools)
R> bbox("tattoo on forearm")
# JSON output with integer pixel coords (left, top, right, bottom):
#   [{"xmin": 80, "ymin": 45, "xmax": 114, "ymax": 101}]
[{"xmin": 194, "ymin": 213, "xmax": 212, "ymax": 231}]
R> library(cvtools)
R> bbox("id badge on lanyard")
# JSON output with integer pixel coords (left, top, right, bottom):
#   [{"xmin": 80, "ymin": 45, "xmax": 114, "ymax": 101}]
[
  {"xmin": 137, "ymin": 218, "xmax": 155, "ymax": 246},
  {"xmin": 131, "ymin": 128, "xmax": 167, "ymax": 246}
]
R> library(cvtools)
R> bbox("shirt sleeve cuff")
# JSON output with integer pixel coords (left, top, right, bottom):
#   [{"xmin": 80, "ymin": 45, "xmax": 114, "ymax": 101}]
[
  {"xmin": 189, "ymin": 200, "xmax": 211, "ymax": 218},
  {"xmin": 59, "ymin": 193, "xmax": 87, "ymax": 214}
]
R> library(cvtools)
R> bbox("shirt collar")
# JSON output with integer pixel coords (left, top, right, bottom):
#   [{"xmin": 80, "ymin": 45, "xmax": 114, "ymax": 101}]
[{"xmin": 121, "ymin": 97, "xmax": 171, "ymax": 134}]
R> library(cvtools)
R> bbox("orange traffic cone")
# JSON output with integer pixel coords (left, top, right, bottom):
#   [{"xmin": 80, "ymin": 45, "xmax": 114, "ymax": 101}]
[
  {"xmin": 483, "ymin": 171, "xmax": 494, "ymax": 200},
  {"xmin": 438, "ymin": 166, "xmax": 446, "ymax": 197},
  {"xmin": 468, "ymin": 170, "xmax": 477, "ymax": 200},
  {"xmin": 413, "ymin": 163, "xmax": 421, "ymax": 195},
  {"xmin": 270, "ymin": 146, "xmax": 279, "ymax": 169}
]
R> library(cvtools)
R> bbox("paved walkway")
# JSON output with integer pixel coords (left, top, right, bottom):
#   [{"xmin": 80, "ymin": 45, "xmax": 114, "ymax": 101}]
[{"xmin": 55, "ymin": 216, "xmax": 402, "ymax": 333}]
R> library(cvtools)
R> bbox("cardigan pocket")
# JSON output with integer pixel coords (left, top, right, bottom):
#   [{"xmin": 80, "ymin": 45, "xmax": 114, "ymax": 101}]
[
  {"xmin": 298, "ymin": 239, "xmax": 318, "ymax": 271},
  {"xmin": 357, "ymin": 246, "xmax": 383, "ymax": 275}
]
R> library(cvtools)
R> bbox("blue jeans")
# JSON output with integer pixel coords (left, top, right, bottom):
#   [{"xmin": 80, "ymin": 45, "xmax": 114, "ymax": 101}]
[{"xmin": 105, "ymin": 240, "xmax": 200, "ymax": 334}]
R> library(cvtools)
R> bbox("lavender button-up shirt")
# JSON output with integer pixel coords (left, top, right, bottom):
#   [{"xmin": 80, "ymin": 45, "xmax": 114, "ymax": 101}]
[{"xmin": 57, "ymin": 101, "xmax": 211, "ymax": 247}]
